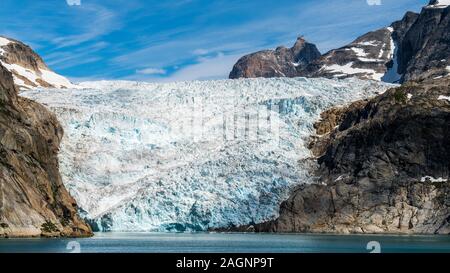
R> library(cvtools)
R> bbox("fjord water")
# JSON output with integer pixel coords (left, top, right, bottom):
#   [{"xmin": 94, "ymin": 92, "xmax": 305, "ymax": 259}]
[{"xmin": 1, "ymin": 233, "xmax": 450, "ymax": 253}]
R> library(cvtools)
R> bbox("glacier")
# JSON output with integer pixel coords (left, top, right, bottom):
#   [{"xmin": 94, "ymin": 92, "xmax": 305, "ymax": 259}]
[{"xmin": 21, "ymin": 77, "xmax": 394, "ymax": 232}]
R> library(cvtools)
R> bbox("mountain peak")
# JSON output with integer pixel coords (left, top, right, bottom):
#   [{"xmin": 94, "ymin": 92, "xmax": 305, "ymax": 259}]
[
  {"xmin": 0, "ymin": 35, "xmax": 76, "ymax": 90},
  {"xmin": 229, "ymin": 36, "xmax": 320, "ymax": 79},
  {"xmin": 291, "ymin": 36, "xmax": 307, "ymax": 54}
]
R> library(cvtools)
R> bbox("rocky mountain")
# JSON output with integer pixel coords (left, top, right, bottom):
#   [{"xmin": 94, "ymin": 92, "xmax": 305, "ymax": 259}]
[
  {"xmin": 230, "ymin": 1, "xmax": 450, "ymax": 84},
  {"xmin": 229, "ymin": 37, "xmax": 321, "ymax": 79},
  {"xmin": 0, "ymin": 63, "xmax": 92, "ymax": 237},
  {"xmin": 0, "ymin": 36, "xmax": 75, "ymax": 90},
  {"xmin": 254, "ymin": 78, "xmax": 450, "ymax": 234},
  {"xmin": 299, "ymin": 27, "xmax": 398, "ymax": 81}
]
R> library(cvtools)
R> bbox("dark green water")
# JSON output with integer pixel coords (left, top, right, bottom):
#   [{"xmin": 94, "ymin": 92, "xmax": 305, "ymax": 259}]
[{"xmin": 1, "ymin": 233, "xmax": 449, "ymax": 253}]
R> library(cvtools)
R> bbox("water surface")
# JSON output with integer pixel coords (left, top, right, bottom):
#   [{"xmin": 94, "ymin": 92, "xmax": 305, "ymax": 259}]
[{"xmin": 1, "ymin": 232, "xmax": 449, "ymax": 253}]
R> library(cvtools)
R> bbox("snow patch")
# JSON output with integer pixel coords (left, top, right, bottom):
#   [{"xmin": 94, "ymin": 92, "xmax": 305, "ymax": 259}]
[
  {"xmin": 0, "ymin": 37, "xmax": 12, "ymax": 55},
  {"xmin": 358, "ymin": 57, "xmax": 384, "ymax": 63},
  {"xmin": 0, "ymin": 61, "xmax": 77, "ymax": 89},
  {"xmin": 40, "ymin": 68, "xmax": 76, "ymax": 89},
  {"xmin": 438, "ymin": 95, "xmax": 450, "ymax": 102},
  {"xmin": 0, "ymin": 37, "xmax": 11, "ymax": 47},
  {"xmin": 351, "ymin": 47, "xmax": 368, "ymax": 57},
  {"xmin": 357, "ymin": 41, "xmax": 379, "ymax": 47},
  {"xmin": 321, "ymin": 62, "xmax": 384, "ymax": 81},
  {"xmin": 421, "ymin": 176, "xmax": 448, "ymax": 183},
  {"xmin": 22, "ymin": 77, "xmax": 394, "ymax": 232}
]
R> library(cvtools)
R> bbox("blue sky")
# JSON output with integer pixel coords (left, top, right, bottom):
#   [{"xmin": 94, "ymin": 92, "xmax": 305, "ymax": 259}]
[{"xmin": 0, "ymin": 0, "xmax": 427, "ymax": 82}]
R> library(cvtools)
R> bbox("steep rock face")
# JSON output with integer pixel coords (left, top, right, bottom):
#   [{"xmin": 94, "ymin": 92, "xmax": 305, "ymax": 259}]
[
  {"xmin": 0, "ymin": 64, "xmax": 92, "ymax": 237},
  {"xmin": 0, "ymin": 36, "xmax": 75, "ymax": 90},
  {"xmin": 229, "ymin": 37, "xmax": 321, "ymax": 79},
  {"xmin": 398, "ymin": 4, "xmax": 450, "ymax": 82},
  {"xmin": 391, "ymin": 11, "xmax": 420, "ymax": 43},
  {"xmin": 257, "ymin": 79, "xmax": 450, "ymax": 234}
]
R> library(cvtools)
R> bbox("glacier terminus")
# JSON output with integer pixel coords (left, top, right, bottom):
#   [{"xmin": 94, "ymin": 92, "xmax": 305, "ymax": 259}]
[{"xmin": 21, "ymin": 77, "xmax": 394, "ymax": 232}]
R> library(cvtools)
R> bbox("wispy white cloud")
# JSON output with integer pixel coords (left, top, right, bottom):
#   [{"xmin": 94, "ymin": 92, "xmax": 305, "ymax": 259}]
[
  {"xmin": 136, "ymin": 67, "xmax": 167, "ymax": 75},
  {"xmin": 51, "ymin": 4, "xmax": 120, "ymax": 48},
  {"xmin": 152, "ymin": 53, "xmax": 241, "ymax": 82}
]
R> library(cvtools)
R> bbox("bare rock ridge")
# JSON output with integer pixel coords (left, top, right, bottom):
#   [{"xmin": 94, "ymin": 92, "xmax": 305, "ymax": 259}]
[
  {"xmin": 230, "ymin": 2, "xmax": 449, "ymax": 83},
  {"xmin": 299, "ymin": 28, "xmax": 397, "ymax": 81},
  {"xmin": 229, "ymin": 37, "xmax": 321, "ymax": 79},
  {"xmin": 0, "ymin": 36, "xmax": 75, "ymax": 90},
  {"xmin": 0, "ymin": 63, "xmax": 92, "ymax": 237},
  {"xmin": 255, "ymin": 78, "xmax": 450, "ymax": 234}
]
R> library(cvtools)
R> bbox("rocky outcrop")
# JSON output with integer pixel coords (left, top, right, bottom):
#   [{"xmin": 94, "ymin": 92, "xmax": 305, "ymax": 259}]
[
  {"xmin": 0, "ymin": 36, "xmax": 75, "ymax": 90},
  {"xmin": 308, "ymin": 100, "xmax": 369, "ymax": 157},
  {"xmin": 0, "ymin": 64, "xmax": 92, "ymax": 237},
  {"xmin": 229, "ymin": 37, "xmax": 321, "ymax": 79},
  {"xmin": 256, "ymin": 79, "xmax": 450, "ymax": 234}
]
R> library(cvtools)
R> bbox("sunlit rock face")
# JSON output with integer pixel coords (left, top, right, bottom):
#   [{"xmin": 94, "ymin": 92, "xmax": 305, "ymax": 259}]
[{"xmin": 22, "ymin": 78, "xmax": 393, "ymax": 232}]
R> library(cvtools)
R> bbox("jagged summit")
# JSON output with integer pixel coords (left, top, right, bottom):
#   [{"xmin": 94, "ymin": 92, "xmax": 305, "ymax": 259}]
[
  {"xmin": 229, "ymin": 37, "xmax": 321, "ymax": 79},
  {"xmin": 0, "ymin": 36, "xmax": 76, "ymax": 90}
]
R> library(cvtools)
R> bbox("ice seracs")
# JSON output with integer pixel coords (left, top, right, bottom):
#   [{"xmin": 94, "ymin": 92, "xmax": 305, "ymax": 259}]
[{"xmin": 22, "ymin": 77, "xmax": 394, "ymax": 232}]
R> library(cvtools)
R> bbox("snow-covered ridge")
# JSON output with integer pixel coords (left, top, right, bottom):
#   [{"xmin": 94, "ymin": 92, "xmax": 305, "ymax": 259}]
[
  {"xmin": 22, "ymin": 77, "xmax": 395, "ymax": 232},
  {"xmin": 0, "ymin": 36, "xmax": 77, "ymax": 90},
  {"xmin": 318, "ymin": 27, "xmax": 398, "ymax": 82},
  {"xmin": 1, "ymin": 61, "xmax": 76, "ymax": 90}
]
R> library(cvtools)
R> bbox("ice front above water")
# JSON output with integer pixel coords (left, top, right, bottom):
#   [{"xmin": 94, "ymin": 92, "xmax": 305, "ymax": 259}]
[{"xmin": 21, "ymin": 77, "xmax": 394, "ymax": 232}]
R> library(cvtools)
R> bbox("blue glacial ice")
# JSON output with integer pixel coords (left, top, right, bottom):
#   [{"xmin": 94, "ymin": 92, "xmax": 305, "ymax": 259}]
[{"xmin": 21, "ymin": 77, "xmax": 394, "ymax": 231}]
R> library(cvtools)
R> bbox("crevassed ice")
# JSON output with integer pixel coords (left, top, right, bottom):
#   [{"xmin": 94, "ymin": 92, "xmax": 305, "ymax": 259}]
[{"xmin": 21, "ymin": 77, "xmax": 394, "ymax": 232}]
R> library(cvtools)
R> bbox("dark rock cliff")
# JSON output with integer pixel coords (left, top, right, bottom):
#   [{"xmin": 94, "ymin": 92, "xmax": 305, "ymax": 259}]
[
  {"xmin": 398, "ymin": 5, "xmax": 450, "ymax": 82},
  {"xmin": 0, "ymin": 64, "xmax": 92, "ymax": 237},
  {"xmin": 0, "ymin": 36, "xmax": 74, "ymax": 89}
]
